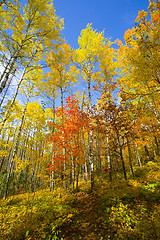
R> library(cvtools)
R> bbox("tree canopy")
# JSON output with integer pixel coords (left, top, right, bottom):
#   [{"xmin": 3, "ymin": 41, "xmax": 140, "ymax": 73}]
[{"xmin": 0, "ymin": 1, "xmax": 160, "ymax": 238}]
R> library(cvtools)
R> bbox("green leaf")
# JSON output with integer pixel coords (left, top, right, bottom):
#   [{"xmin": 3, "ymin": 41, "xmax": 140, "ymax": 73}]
[{"xmin": 25, "ymin": 230, "xmax": 29, "ymax": 237}]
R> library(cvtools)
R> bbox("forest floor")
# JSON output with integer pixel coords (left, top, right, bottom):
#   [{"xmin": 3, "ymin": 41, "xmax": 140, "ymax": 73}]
[
  {"xmin": 1, "ymin": 162, "xmax": 160, "ymax": 240},
  {"xmin": 61, "ymin": 192, "xmax": 107, "ymax": 239}
]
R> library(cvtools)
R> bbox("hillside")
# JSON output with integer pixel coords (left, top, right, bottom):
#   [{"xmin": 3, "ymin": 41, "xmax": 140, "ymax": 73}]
[
  {"xmin": 0, "ymin": 1, "xmax": 160, "ymax": 239},
  {"xmin": 1, "ymin": 162, "xmax": 160, "ymax": 240}
]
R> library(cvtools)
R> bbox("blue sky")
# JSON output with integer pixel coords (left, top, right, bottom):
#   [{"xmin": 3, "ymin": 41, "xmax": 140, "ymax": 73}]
[
  {"xmin": 16, "ymin": 0, "xmax": 150, "ymax": 107},
  {"xmin": 53, "ymin": 0, "xmax": 149, "ymax": 105},
  {"xmin": 54, "ymin": 0, "xmax": 149, "ymax": 48}
]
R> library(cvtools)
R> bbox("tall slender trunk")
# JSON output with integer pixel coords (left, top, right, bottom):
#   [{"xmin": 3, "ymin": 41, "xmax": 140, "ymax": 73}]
[
  {"xmin": 81, "ymin": 87, "xmax": 88, "ymax": 183},
  {"xmin": 155, "ymin": 136, "xmax": 160, "ymax": 156},
  {"xmin": 0, "ymin": 14, "xmax": 37, "ymax": 93},
  {"xmin": 85, "ymin": 162, "xmax": 88, "ymax": 184},
  {"xmin": 96, "ymin": 132, "xmax": 102, "ymax": 178},
  {"xmin": 143, "ymin": 138, "xmax": 150, "ymax": 162},
  {"xmin": 0, "ymin": 69, "xmax": 15, "ymax": 108},
  {"xmin": 119, "ymin": 146, "xmax": 127, "ymax": 180},
  {"xmin": 50, "ymin": 95, "xmax": 56, "ymax": 191},
  {"xmin": 82, "ymin": 164, "xmax": 85, "ymax": 181},
  {"xmin": 126, "ymin": 137, "xmax": 134, "ymax": 176},
  {"xmin": 106, "ymin": 125, "xmax": 112, "ymax": 181},
  {"xmin": 3, "ymin": 92, "xmax": 31, "ymax": 199},
  {"xmin": 76, "ymin": 174, "xmax": 79, "ymax": 192},
  {"xmin": 0, "ymin": 49, "xmax": 38, "ymax": 133},
  {"xmin": 0, "ymin": 51, "xmax": 20, "ymax": 93},
  {"xmin": 71, "ymin": 156, "xmax": 75, "ymax": 190},
  {"xmin": 50, "ymin": 156, "xmax": 55, "ymax": 191},
  {"xmin": 0, "ymin": 53, "xmax": 17, "ymax": 83},
  {"xmin": 117, "ymin": 133, "xmax": 127, "ymax": 180},
  {"xmin": 82, "ymin": 130, "xmax": 88, "ymax": 183},
  {"xmin": 87, "ymin": 76, "xmax": 94, "ymax": 191},
  {"xmin": 60, "ymin": 86, "xmax": 67, "ymax": 188},
  {"xmin": 135, "ymin": 141, "xmax": 142, "ymax": 169},
  {"xmin": 0, "ymin": 126, "xmax": 12, "ymax": 171}
]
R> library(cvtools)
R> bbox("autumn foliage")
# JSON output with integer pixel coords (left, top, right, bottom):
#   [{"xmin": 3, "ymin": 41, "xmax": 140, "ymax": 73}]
[
  {"xmin": 46, "ymin": 96, "xmax": 89, "ymax": 181},
  {"xmin": 0, "ymin": 0, "xmax": 160, "ymax": 239}
]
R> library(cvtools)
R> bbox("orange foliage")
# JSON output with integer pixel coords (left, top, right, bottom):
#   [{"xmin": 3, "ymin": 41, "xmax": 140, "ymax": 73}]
[{"xmin": 46, "ymin": 96, "xmax": 89, "ymax": 175}]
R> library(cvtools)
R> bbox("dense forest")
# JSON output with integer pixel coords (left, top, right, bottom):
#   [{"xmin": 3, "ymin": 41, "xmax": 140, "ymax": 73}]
[{"xmin": 0, "ymin": 0, "xmax": 160, "ymax": 239}]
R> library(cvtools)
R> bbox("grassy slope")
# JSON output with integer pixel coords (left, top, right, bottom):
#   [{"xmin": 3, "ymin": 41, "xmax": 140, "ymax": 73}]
[{"xmin": 1, "ymin": 162, "xmax": 160, "ymax": 240}]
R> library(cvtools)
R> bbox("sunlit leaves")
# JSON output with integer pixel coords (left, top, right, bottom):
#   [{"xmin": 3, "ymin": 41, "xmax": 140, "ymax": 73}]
[
  {"xmin": 74, "ymin": 24, "xmax": 106, "ymax": 69},
  {"xmin": 44, "ymin": 44, "xmax": 79, "ymax": 105},
  {"xmin": 46, "ymin": 96, "xmax": 89, "ymax": 175}
]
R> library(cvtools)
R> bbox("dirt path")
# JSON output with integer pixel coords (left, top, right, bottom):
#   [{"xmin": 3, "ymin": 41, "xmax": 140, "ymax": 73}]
[{"xmin": 62, "ymin": 192, "xmax": 108, "ymax": 239}]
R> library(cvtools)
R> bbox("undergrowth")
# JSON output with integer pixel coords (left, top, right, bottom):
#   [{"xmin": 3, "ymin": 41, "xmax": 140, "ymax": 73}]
[{"xmin": 0, "ymin": 162, "xmax": 160, "ymax": 240}]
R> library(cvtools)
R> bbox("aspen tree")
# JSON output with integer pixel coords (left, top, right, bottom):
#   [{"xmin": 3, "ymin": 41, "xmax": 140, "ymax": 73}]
[{"xmin": 74, "ymin": 24, "xmax": 106, "ymax": 191}]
